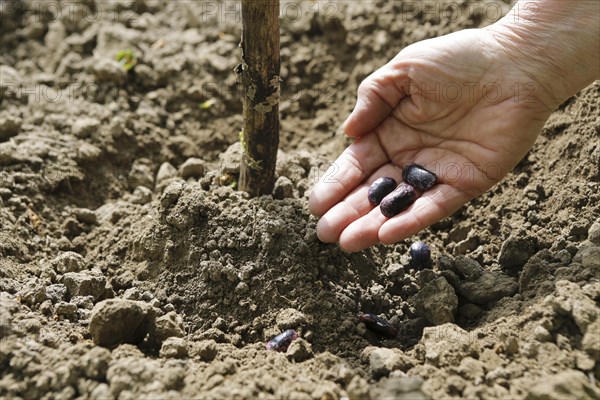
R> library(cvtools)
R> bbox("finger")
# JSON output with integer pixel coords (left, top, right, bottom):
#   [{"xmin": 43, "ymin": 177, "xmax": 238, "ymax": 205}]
[
  {"xmin": 343, "ymin": 63, "xmax": 408, "ymax": 138},
  {"xmin": 378, "ymin": 184, "xmax": 472, "ymax": 244},
  {"xmin": 316, "ymin": 163, "xmax": 403, "ymax": 243},
  {"xmin": 308, "ymin": 133, "xmax": 389, "ymax": 217},
  {"xmin": 339, "ymin": 207, "xmax": 388, "ymax": 252}
]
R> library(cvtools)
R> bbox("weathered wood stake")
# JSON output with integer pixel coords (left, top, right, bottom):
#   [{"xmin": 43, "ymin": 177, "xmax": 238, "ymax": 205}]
[{"xmin": 239, "ymin": 0, "xmax": 280, "ymax": 196}]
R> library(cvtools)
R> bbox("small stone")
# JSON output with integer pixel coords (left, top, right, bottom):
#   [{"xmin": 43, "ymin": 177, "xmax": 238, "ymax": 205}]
[
  {"xmin": 459, "ymin": 271, "xmax": 518, "ymax": 306},
  {"xmin": 402, "ymin": 164, "xmax": 437, "ymax": 192},
  {"xmin": 454, "ymin": 255, "xmax": 483, "ymax": 280},
  {"xmin": 380, "ymin": 183, "xmax": 419, "ymax": 218},
  {"xmin": 71, "ymin": 118, "xmax": 100, "ymax": 138},
  {"xmin": 152, "ymin": 311, "xmax": 185, "ymax": 343},
  {"xmin": 179, "ymin": 158, "xmax": 205, "ymax": 179},
  {"xmin": 52, "ymin": 252, "xmax": 86, "ymax": 273},
  {"xmin": 160, "ymin": 337, "xmax": 189, "ymax": 359},
  {"xmin": 524, "ymin": 370, "xmax": 598, "ymax": 400},
  {"xmin": 414, "ymin": 277, "xmax": 458, "ymax": 325},
  {"xmin": 62, "ymin": 271, "xmax": 106, "ymax": 301},
  {"xmin": 89, "ymin": 299, "xmax": 156, "ymax": 347},
  {"xmin": 369, "ymin": 347, "xmax": 415, "ymax": 379},
  {"xmin": 588, "ymin": 220, "xmax": 600, "ymax": 245},
  {"xmin": 286, "ymin": 338, "xmax": 313, "ymax": 362},
  {"xmin": 273, "ymin": 176, "xmax": 294, "ymax": 199},
  {"xmin": 498, "ymin": 236, "xmax": 537, "ymax": 271},
  {"xmin": 156, "ymin": 162, "xmax": 177, "ymax": 185}
]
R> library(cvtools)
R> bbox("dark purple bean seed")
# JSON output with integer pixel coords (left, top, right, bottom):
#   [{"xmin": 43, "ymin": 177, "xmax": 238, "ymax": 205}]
[
  {"xmin": 357, "ymin": 312, "xmax": 398, "ymax": 338},
  {"xmin": 402, "ymin": 164, "xmax": 438, "ymax": 192},
  {"xmin": 368, "ymin": 177, "xmax": 398, "ymax": 206},
  {"xmin": 409, "ymin": 242, "xmax": 432, "ymax": 270},
  {"xmin": 266, "ymin": 329, "xmax": 298, "ymax": 352},
  {"xmin": 379, "ymin": 183, "xmax": 419, "ymax": 218}
]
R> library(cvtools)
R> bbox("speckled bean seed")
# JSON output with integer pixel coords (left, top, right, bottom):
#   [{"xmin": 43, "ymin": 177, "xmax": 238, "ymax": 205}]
[
  {"xmin": 379, "ymin": 183, "xmax": 419, "ymax": 218},
  {"xmin": 402, "ymin": 164, "xmax": 438, "ymax": 192},
  {"xmin": 368, "ymin": 177, "xmax": 397, "ymax": 206},
  {"xmin": 357, "ymin": 312, "xmax": 398, "ymax": 338},
  {"xmin": 266, "ymin": 329, "xmax": 298, "ymax": 352}
]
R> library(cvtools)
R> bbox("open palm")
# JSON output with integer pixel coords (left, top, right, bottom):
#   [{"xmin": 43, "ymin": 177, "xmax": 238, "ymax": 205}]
[{"xmin": 309, "ymin": 29, "xmax": 554, "ymax": 252}]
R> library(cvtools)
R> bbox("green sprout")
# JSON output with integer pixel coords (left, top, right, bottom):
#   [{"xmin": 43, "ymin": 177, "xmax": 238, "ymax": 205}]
[
  {"xmin": 115, "ymin": 49, "xmax": 137, "ymax": 72},
  {"xmin": 199, "ymin": 99, "xmax": 217, "ymax": 109}
]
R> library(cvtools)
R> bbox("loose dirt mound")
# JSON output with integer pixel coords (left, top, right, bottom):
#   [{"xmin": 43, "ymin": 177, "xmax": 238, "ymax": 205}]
[{"xmin": 1, "ymin": 1, "xmax": 598, "ymax": 399}]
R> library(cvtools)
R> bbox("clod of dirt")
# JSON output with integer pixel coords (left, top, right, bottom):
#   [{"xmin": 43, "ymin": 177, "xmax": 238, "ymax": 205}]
[
  {"xmin": 588, "ymin": 219, "xmax": 600, "ymax": 245},
  {"xmin": 370, "ymin": 376, "xmax": 427, "ymax": 400},
  {"xmin": 524, "ymin": 370, "xmax": 599, "ymax": 400},
  {"xmin": 366, "ymin": 347, "xmax": 415, "ymax": 379},
  {"xmin": 89, "ymin": 58, "xmax": 127, "ymax": 83},
  {"xmin": 286, "ymin": 338, "xmax": 314, "ymax": 362},
  {"xmin": 179, "ymin": 158, "xmax": 205, "ymax": 179},
  {"xmin": 576, "ymin": 246, "xmax": 600, "ymax": 271},
  {"xmin": 0, "ymin": 113, "xmax": 22, "ymax": 140},
  {"xmin": 276, "ymin": 308, "xmax": 308, "ymax": 330},
  {"xmin": 498, "ymin": 236, "xmax": 537, "ymax": 271},
  {"xmin": 153, "ymin": 311, "xmax": 185, "ymax": 343},
  {"xmin": 160, "ymin": 337, "xmax": 189, "ymax": 359},
  {"xmin": 454, "ymin": 255, "xmax": 483, "ymax": 281},
  {"xmin": 89, "ymin": 299, "xmax": 156, "ymax": 347},
  {"xmin": 273, "ymin": 176, "xmax": 294, "ymax": 199},
  {"xmin": 62, "ymin": 270, "xmax": 107, "ymax": 301},
  {"xmin": 414, "ymin": 277, "xmax": 458, "ymax": 325},
  {"xmin": 458, "ymin": 271, "xmax": 517, "ymax": 305},
  {"xmin": 191, "ymin": 340, "xmax": 219, "ymax": 362},
  {"xmin": 80, "ymin": 346, "xmax": 112, "ymax": 380},
  {"xmin": 71, "ymin": 118, "xmax": 100, "ymax": 139},
  {"xmin": 52, "ymin": 252, "xmax": 86, "ymax": 274}
]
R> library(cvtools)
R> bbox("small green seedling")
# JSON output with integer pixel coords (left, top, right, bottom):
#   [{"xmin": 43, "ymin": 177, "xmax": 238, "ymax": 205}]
[
  {"xmin": 115, "ymin": 49, "xmax": 137, "ymax": 71},
  {"xmin": 199, "ymin": 99, "xmax": 217, "ymax": 109}
]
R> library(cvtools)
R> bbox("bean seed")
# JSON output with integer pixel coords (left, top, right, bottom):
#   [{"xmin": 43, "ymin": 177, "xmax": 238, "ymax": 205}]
[
  {"xmin": 357, "ymin": 312, "xmax": 398, "ymax": 338},
  {"xmin": 368, "ymin": 177, "xmax": 397, "ymax": 206},
  {"xmin": 409, "ymin": 242, "xmax": 432, "ymax": 270},
  {"xmin": 379, "ymin": 183, "xmax": 419, "ymax": 218},
  {"xmin": 266, "ymin": 329, "xmax": 298, "ymax": 352},
  {"xmin": 402, "ymin": 164, "xmax": 438, "ymax": 192}
]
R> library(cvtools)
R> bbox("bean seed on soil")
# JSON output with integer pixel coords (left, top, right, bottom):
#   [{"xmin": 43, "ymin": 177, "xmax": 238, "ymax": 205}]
[
  {"xmin": 409, "ymin": 242, "xmax": 432, "ymax": 270},
  {"xmin": 379, "ymin": 183, "xmax": 419, "ymax": 218},
  {"xmin": 357, "ymin": 312, "xmax": 398, "ymax": 338},
  {"xmin": 266, "ymin": 329, "xmax": 298, "ymax": 352},
  {"xmin": 368, "ymin": 177, "xmax": 397, "ymax": 206},
  {"xmin": 402, "ymin": 164, "xmax": 438, "ymax": 192}
]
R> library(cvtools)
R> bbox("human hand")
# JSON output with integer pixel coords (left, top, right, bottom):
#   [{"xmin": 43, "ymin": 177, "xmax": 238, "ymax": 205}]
[{"xmin": 308, "ymin": 28, "xmax": 556, "ymax": 252}]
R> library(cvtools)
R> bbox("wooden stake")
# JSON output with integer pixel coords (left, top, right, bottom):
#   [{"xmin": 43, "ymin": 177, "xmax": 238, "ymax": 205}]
[{"xmin": 239, "ymin": 0, "xmax": 280, "ymax": 197}]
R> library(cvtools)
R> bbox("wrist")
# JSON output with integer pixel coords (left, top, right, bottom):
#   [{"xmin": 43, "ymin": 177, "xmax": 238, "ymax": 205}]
[{"xmin": 485, "ymin": 0, "xmax": 599, "ymax": 109}]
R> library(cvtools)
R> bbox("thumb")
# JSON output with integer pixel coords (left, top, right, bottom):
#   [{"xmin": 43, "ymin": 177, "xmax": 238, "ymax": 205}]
[{"xmin": 343, "ymin": 62, "xmax": 408, "ymax": 138}]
